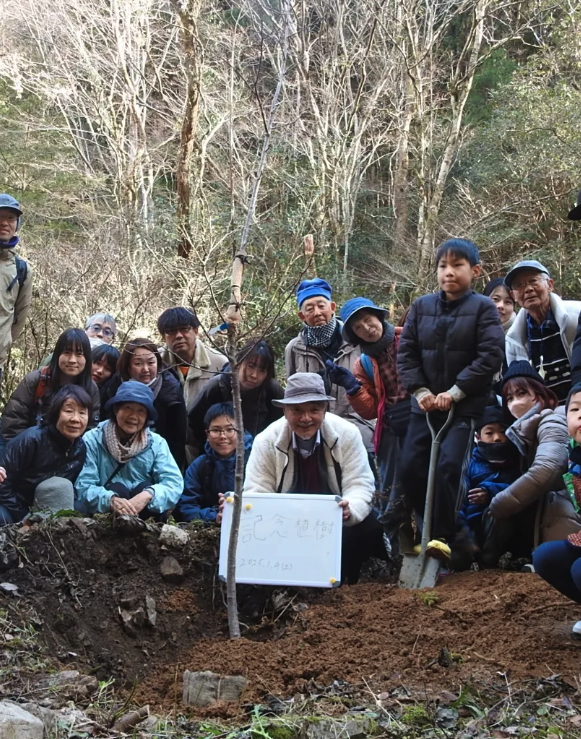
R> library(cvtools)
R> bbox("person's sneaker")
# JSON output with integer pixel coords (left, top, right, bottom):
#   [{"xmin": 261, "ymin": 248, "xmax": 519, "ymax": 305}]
[
  {"xmin": 572, "ymin": 621, "xmax": 581, "ymax": 639},
  {"xmin": 426, "ymin": 539, "xmax": 451, "ymax": 560}
]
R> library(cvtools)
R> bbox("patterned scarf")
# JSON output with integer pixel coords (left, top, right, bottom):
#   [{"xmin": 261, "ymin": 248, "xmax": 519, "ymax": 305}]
[
  {"xmin": 304, "ymin": 316, "xmax": 338, "ymax": 348},
  {"xmin": 103, "ymin": 419, "xmax": 149, "ymax": 464}
]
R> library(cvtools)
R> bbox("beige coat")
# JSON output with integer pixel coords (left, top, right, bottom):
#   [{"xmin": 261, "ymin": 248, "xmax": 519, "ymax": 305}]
[
  {"xmin": 488, "ymin": 405, "xmax": 581, "ymax": 545},
  {"xmin": 243, "ymin": 413, "xmax": 374, "ymax": 526},
  {"xmin": 161, "ymin": 338, "xmax": 227, "ymax": 462},
  {"xmin": 285, "ymin": 328, "xmax": 375, "ymax": 450},
  {"xmin": 0, "ymin": 248, "xmax": 32, "ymax": 368}
]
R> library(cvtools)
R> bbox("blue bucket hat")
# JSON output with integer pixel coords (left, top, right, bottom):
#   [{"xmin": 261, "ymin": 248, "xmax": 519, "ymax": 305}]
[
  {"xmin": 105, "ymin": 380, "xmax": 158, "ymax": 422},
  {"xmin": 0, "ymin": 194, "xmax": 22, "ymax": 231},
  {"xmin": 340, "ymin": 298, "xmax": 389, "ymax": 344},
  {"xmin": 296, "ymin": 278, "xmax": 332, "ymax": 308}
]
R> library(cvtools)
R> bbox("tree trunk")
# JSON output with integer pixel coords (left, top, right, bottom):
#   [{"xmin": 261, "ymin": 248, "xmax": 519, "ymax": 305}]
[
  {"xmin": 224, "ymin": 0, "xmax": 292, "ymax": 639},
  {"xmin": 418, "ymin": 0, "xmax": 489, "ymax": 273},
  {"xmin": 171, "ymin": 0, "xmax": 202, "ymax": 259}
]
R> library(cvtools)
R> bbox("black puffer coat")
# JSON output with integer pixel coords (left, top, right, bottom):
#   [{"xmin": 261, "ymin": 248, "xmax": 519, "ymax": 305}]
[
  {"xmin": 1, "ymin": 369, "xmax": 101, "ymax": 440},
  {"xmin": 103, "ymin": 371, "xmax": 187, "ymax": 470},
  {"xmin": 0, "ymin": 425, "xmax": 86, "ymax": 518},
  {"xmin": 397, "ymin": 290, "xmax": 505, "ymax": 417},
  {"xmin": 188, "ymin": 373, "xmax": 284, "ymax": 452}
]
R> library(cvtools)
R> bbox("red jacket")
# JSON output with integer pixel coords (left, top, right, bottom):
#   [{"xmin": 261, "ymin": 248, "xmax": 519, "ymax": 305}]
[{"xmin": 348, "ymin": 328, "xmax": 408, "ymax": 453}]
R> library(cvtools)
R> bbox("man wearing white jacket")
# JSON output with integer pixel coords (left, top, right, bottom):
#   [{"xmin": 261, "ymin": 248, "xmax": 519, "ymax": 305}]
[
  {"xmin": 243, "ymin": 372, "xmax": 386, "ymax": 583},
  {"xmin": 505, "ymin": 260, "xmax": 581, "ymax": 403}
]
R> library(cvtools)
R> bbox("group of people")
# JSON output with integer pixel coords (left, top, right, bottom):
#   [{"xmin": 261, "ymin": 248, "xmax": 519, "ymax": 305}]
[{"xmin": 4, "ymin": 190, "xmax": 581, "ymax": 626}]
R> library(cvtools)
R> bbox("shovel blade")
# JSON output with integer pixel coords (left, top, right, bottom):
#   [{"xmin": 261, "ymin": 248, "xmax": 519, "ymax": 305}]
[{"xmin": 398, "ymin": 553, "xmax": 440, "ymax": 590}]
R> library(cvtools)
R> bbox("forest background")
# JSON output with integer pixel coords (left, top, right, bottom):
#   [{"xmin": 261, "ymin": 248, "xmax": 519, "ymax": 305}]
[{"xmin": 0, "ymin": 0, "xmax": 580, "ymax": 397}]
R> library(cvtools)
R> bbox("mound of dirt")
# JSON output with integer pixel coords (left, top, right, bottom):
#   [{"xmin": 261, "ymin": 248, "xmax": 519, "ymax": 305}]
[
  {"xmin": 2, "ymin": 520, "xmax": 581, "ymax": 716},
  {"xmin": 0, "ymin": 517, "xmax": 225, "ymax": 684},
  {"xmin": 141, "ymin": 570, "xmax": 581, "ymax": 709}
]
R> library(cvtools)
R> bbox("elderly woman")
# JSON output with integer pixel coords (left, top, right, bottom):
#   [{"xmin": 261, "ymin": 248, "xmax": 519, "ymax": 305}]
[
  {"xmin": 104, "ymin": 338, "xmax": 187, "ymax": 469},
  {"xmin": 75, "ymin": 381, "xmax": 183, "ymax": 517},
  {"xmin": 0, "ymin": 385, "xmax": 91, "ymax": 524},
  {"xmin": 243, "ymin": 372, "xmax": 386, "ymax": 584},
  {"xmin": 486, "ymin": 361, "xmax": 581, "ymax": 566}
]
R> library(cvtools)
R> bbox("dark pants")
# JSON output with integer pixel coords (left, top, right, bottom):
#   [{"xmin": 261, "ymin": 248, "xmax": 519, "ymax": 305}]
[
  {"xmin": 0, "ymin": 504, "xmax": 18, "ymax": 525},
  {"xmin": 480, "ymin": 504, "xmax": 537, "ymax": 566},
  {"xmin": 342, "ymin": 513, "xmax": 387, "ymax": 584},
  {"xmin": 400, "ymin": 412, "xmax": 474, "ymax": 542},
  {"xmin": 533, "ymin": 540, "xmax": 581, "ymax": 605}
]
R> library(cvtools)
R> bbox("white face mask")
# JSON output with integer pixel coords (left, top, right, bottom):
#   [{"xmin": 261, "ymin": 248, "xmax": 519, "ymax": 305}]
[{"xmin": 507, "ymin": 392, "xmax": 537, "ymax": 420}]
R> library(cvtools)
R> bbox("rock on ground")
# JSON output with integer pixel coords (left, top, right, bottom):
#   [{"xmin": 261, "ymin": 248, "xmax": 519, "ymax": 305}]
[
  {"xmin": 182, "ymin": 671, "xmax": 248, "ymax": 707},
  {"xmin": 159, "ymin": 525, "xmax": 189, "ymax": 547},
  {"xmin": 0, "ymin": 702, "xmax": 44, "ymax": 739}
]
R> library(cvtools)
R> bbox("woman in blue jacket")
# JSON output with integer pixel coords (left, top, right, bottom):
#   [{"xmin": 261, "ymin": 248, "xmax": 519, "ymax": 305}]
[
  {"xmin": 75, "ymin": 381, "xmax": 183, "ymax": 517},
  {"xmin": 175, "ymin": 402, "xmax": 252, "ymax": 523}
]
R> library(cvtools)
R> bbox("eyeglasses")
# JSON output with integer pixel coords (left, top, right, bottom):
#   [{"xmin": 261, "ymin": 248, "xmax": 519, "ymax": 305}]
[
  {"xmin": 87, "ymin": 324, "xmax": 115, "ymax": 338},
  {"xmin": 165, "ymin": 326, "xmax": 194, "ymax": 337},
  {"xmin": 208, "ymin": 426, "xmax": 238, "ymax": 438},
  {"xmin": 511, "ymin": 277, "xmax": 547, "ymax": 292}
]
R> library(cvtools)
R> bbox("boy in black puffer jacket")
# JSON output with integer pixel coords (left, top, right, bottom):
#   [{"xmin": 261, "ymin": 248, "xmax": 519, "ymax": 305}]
[{"xmin": 397, "ymin": 239, "xmax": 505, "ymax": 561}]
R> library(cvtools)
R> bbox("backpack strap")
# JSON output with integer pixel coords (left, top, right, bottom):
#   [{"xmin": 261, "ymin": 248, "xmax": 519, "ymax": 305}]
[
  {"xmin": 34, "ymin": 367, "xmax": 51, "ymax": 405},
  {"xmin": 360, "ymin": 354, "xmax": 374, "ymax": 382},
  {"xmin": 7, "ymin": 256, "xmax": 28, "ymax": 293}
]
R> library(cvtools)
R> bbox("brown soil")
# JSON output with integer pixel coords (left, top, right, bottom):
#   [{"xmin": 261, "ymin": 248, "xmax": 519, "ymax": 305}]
[
  {"xmin": 0, "ymin": 518, "xmax": 226, "ymax": 685},
  {"xmin": 140, "ymin": 570, "xmax": 581, "ymax": 710},
  {"xmin": 3, "ymin": 520, "xmax": 581, "ymax": 715}
]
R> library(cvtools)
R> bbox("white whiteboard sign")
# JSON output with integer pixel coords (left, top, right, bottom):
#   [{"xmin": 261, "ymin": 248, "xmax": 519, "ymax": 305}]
[{"xmin": 219, "ymin": 492, "xmax": 343, "ymax": 588}]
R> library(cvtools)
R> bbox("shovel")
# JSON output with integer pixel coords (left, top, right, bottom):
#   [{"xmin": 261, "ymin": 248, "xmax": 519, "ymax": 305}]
[{"xmin": 399, "ymin": 407, "xmax": 455, "ymax": 590}]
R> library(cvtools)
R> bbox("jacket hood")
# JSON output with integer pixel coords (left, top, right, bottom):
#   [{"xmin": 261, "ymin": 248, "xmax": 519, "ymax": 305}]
[{"xmin": 507, "ymin": 403, "xmax": 565, "ymax": 456}]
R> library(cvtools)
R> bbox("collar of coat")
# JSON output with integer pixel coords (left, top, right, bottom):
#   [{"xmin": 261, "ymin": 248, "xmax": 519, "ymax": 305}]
[
  {"xmin": 162, "ymin": 338, "xmax": 214, "ymax": 380},
  {"xmin": 275, "ymin": 417, "xmax": 339, "ymax": 457},
  {"xmin": 508, "ymin": 293, "xmax": 570, "ymax": 347},
  {"xmin": 506, "ymin": 402, "xmax": 565, "ymax": 455}
]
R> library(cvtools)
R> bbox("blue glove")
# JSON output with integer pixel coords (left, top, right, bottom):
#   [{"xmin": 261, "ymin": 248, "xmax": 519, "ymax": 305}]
[{"xmin": 325, "ymin": 360, "xmax": 360, "ymax": 395}]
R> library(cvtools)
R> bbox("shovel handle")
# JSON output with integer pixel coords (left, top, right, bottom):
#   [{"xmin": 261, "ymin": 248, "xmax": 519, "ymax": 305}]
[
  {"xmin": 426, "ymin": 407, "xmax": 455, "ymax": 443},
  {"xmin": 420, "ymin": 407, "xmax": 455, "ymax": 551}
]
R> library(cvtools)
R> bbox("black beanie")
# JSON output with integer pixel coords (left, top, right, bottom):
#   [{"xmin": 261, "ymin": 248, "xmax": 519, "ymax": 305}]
[
  {"xmin": 501, "ymin": 360, "xmax": 544, "ymax": 389},
  {"xmin": 566, "ymin": 382, "xmax": 581, "ymax": 411},
  {"xmin": 475, "ymin": 404, "xmax": 507, "ymax": 433}
]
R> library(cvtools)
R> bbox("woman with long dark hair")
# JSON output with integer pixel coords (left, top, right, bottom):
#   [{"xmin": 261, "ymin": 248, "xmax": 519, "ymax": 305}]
[
  {"xmin": 103, "ymin": 337, "xmax": 187, "ymax": 469},
  {"xmin": 1, "ymin": 328, "xmax": 100, "ymax": 440},
  {"xmin": 188, "ymin": 339, "xmax": 284, "ymax": 452}
]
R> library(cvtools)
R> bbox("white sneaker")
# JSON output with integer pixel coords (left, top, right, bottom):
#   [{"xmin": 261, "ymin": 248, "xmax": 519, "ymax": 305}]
[{"xmin": 572, "ymin": 621, "xmax": 581, "ymax": 638}]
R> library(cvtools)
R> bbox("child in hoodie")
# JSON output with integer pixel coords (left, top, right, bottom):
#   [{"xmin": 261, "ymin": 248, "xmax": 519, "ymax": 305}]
[
  {"xmin": 174, "ymin": 402, "xmax": 252, "ymax": 523},
  {"xmin": 456, "ymin": 404, "xmax": 520, "ymax": 567}
]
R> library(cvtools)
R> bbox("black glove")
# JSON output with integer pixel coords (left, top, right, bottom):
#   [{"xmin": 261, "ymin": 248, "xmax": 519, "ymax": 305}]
[{"xmin": 324, "ymin": 360, "xmax": 360, "ymax": 395}]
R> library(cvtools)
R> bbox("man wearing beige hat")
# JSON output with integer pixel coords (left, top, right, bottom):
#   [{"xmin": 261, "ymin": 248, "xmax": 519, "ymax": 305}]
[{"xmin": 243, "ymin": 372, "xmax": 386, "ymax": 583}]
